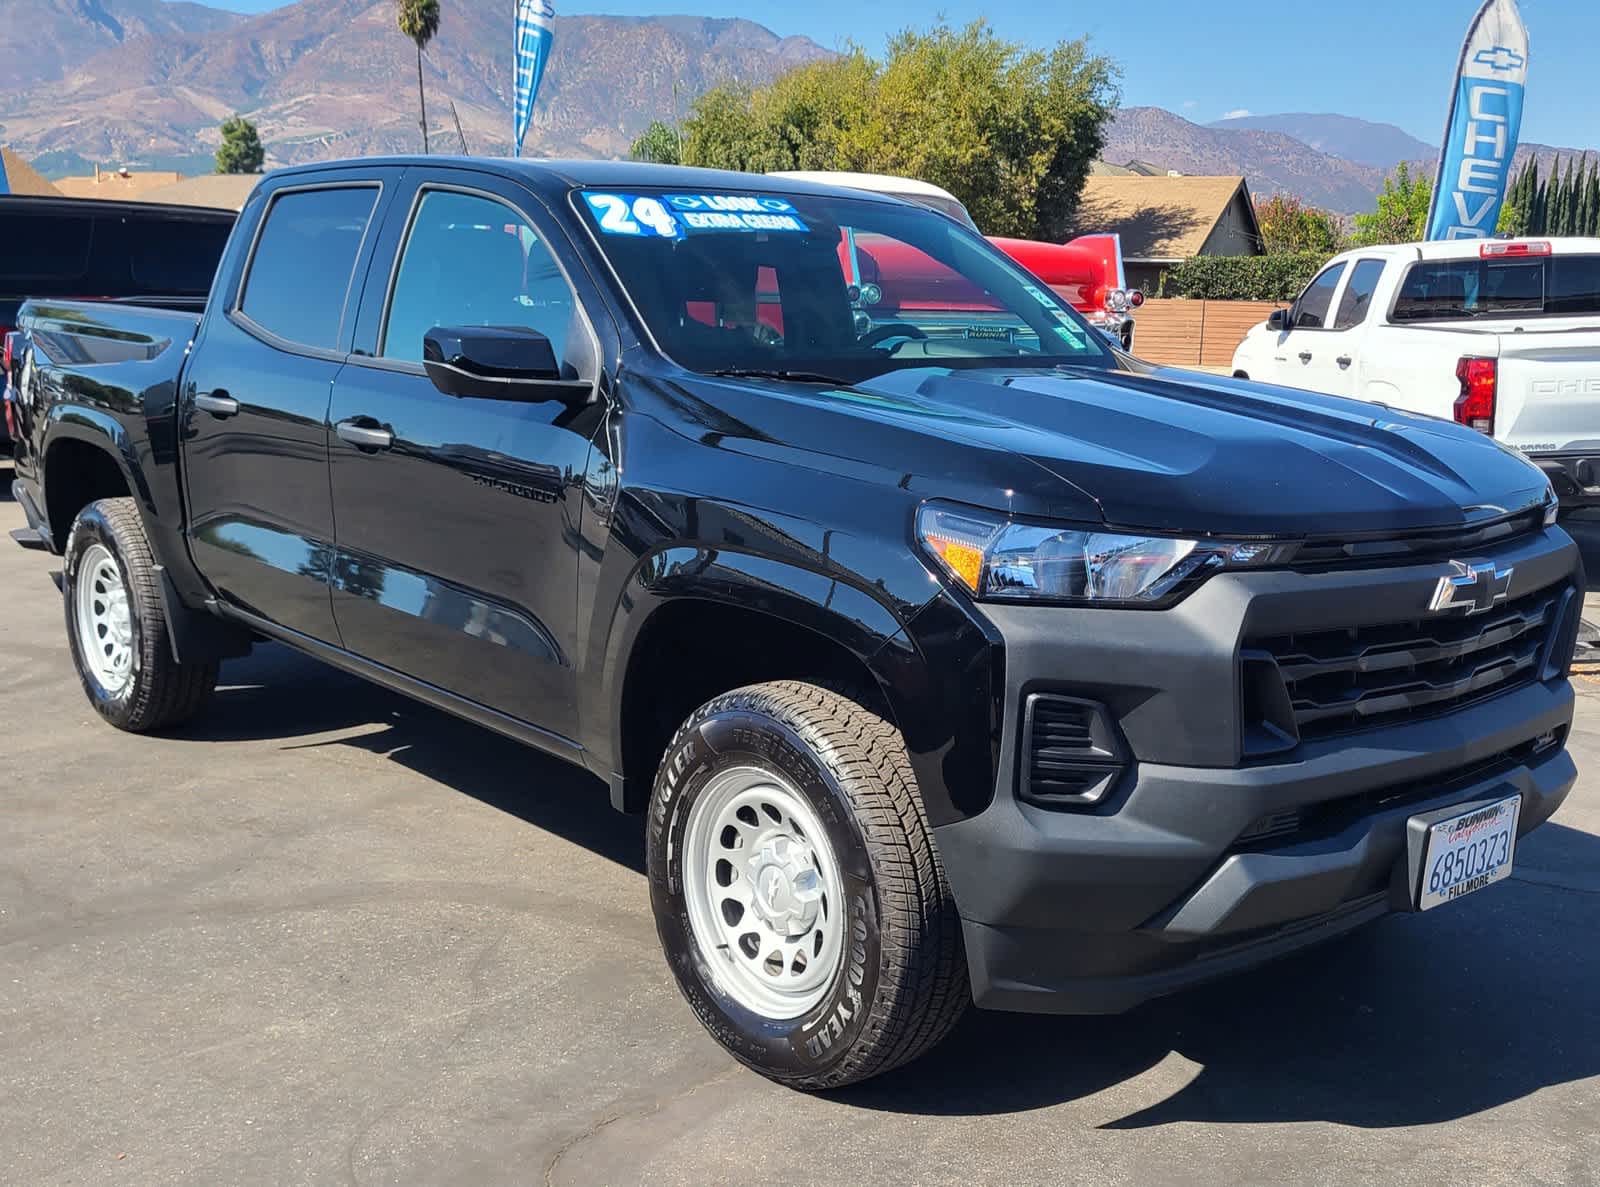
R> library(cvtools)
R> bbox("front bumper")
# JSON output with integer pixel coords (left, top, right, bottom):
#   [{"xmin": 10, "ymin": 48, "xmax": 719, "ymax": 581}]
[{"xmin": 932, "ymin": 527, "xmax": 1582, "ymax": 1014}]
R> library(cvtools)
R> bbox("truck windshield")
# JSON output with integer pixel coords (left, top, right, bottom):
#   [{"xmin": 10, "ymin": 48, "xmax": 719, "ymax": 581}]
[
  {"xmin": 1392, "ymin": 254, "xmax": 1600, "ymax": 322},
  {"xmin": 575, "ymin": 188, "xmax": 1111, "ymax": 383}
]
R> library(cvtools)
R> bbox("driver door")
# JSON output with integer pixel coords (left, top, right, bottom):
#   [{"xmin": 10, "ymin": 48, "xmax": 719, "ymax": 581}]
[
  {"xmin": 1274, "ymin": 261, "xmax": 1346, "ymax": 392},
  {"xmin": 327, "ymin": 174, "xmax": 607, "ymax": 741}
]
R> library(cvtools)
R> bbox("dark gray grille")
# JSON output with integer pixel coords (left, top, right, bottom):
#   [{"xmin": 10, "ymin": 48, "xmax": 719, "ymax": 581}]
[{"xmin": 1249, "ymin": 583, "xmax": 1565, "ymax": 740}]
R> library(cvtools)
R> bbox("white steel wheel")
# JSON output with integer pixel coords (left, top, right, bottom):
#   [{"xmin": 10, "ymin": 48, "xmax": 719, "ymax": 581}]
[
  {"xmin": 681, "ymin": 764, "xmax": 846, "ymax": 1019},
  {"xmin": 74, "ymin": 542, "xmax": 134, "ymax": 696}
]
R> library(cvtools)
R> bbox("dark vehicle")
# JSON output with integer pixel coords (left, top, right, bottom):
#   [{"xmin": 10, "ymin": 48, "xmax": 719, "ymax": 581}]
[
  {"xmin": 0, "ymin": 195, "xmax": 235, "ymax": 452},
  {"xmin": 8, "ymin": 158, "xmax": 1582, "ymax": 1090}
]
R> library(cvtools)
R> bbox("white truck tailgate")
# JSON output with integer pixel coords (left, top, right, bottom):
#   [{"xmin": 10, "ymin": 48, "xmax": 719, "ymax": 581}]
[{"xmin": 1495, "ymin": 326, "xmax": 1600, "ymax": 454}]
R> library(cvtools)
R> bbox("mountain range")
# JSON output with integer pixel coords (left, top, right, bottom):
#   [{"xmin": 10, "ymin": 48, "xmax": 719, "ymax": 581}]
[
  {"xmin": 0, "ymin": 0, "xmax": 1594, "ymax": 215},
  {"xmin": 0, "ymin": 0, "xmax": 830, "ymax": 174}
]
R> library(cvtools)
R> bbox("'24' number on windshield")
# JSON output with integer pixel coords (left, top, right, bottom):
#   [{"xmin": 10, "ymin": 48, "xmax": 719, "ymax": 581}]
[{"xmin": 591, "ymin": 194, "xmax": 677, "ymax": 238}]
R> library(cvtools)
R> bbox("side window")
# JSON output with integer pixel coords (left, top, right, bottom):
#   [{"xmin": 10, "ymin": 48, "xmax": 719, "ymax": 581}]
[
  {"xmin": 1291, "ymin": 262, "xmax": 1346, "ymax": 330},
  {"xmin": 239, "ymin": 187, "xmax": 378, "ymax": 350},
  {"xmin": 382, "ymin": 189, "xmax": 575, "ymax": 365},
  {"xmin": 1333, "ymin": 258, "xmax": 1385, "ymax": 330}
]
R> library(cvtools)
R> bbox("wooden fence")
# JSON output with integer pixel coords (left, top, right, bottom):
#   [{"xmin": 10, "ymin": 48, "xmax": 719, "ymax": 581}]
[{"xmin": 1129, "ymin": 299, "xmax": 1285, "ymax": 369}]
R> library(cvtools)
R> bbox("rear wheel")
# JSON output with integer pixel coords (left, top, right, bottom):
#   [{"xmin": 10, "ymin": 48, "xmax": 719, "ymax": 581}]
[
  {"xmin": 63, "ymin": 497, "xmax": 218, "ymax": 731},
  {"xmin": 648, "ymin": 680, "xmax": 968, "ymax": 1090}
]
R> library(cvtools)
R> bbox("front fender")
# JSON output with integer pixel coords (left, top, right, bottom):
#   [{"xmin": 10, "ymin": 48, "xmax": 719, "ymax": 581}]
[{"xmin": 589, "ymin": 543, "xmax": 1004, "ymax": 827}]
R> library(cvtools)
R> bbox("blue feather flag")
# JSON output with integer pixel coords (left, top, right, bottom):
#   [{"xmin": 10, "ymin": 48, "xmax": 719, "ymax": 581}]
[
  {"xmin": 513, "ymin": 0, "xmax": 556, "ymax": 157},
  {"xmin": 1426, "ymin": 0, "xmax": 1530, "ymax": 241}
]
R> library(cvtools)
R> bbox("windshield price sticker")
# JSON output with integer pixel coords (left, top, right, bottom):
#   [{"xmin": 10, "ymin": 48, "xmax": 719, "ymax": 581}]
[
  {"xmin": 664, "ymin": 193, "xmax": 809, "ymax": 234},
  {"xmin": 584, "ymin": 193, "xmax": 683, "ymax": 238}
]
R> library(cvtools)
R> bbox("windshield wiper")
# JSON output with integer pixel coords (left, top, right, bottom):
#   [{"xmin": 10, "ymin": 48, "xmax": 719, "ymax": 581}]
[{"xmin": 707, "ymin": 367, "xmax": 853, "ymax": 385}]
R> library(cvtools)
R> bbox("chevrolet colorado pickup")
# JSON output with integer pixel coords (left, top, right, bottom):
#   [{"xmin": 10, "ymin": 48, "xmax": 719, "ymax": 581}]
[{"xmin": 8, "ymin": 158, "xmax": 1583, "ymax": 1090}]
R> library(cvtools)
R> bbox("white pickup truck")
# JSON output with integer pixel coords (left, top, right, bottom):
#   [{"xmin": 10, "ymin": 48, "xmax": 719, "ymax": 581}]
[{"xmin": 1232, "ymin": 237, "xmax": 1600, "ymax": 508}]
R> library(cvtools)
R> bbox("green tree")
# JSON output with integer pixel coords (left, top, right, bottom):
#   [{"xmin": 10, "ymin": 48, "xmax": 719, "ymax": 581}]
[
  {"xmin": 1254, "ymin": 194, "xmax": 1343, "ymax": 254},
  {"xmin": 214, "ymin": 114, "xmax": 264, "ymax": 175},
  {"xmin": 397, "ymin": 0, "xmax": 441, "ymax": 154},
  {"xmin": 674, "ymin": 21, "xmax": 1119, "ymax": 239},
  {"xmin": 1354, "ymin": 162, "xmax": 1432, "ymax": 245},
  {"xmin": 629, "ymin": 120, "xmax": 682, "ymax": 165}
]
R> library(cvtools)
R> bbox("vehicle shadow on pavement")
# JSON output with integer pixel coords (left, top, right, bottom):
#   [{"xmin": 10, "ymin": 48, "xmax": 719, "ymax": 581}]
[
  {"xmin": 181, "ymin": 644, "xmax": 1598, "ymax": 1127},
  {"xmin": 179, "ymin": 643, "xmax": 645, "ymax": 873},
  {"xmin": 840, "ymin": 824, "xmax": 1600, "ymax": 1125}
]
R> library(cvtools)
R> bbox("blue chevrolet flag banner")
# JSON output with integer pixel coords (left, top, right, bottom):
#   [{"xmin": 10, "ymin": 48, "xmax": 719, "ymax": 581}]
[
  {"xmin": 513, "ymin": 0, "xmax": 555, "ymax": 157},
  {"xmin": 1427, "ymin": 0, "xmax": 1530, "ymax": 241}
]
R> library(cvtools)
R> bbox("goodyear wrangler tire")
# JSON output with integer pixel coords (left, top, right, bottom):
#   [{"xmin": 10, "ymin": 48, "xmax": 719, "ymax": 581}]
[
  {"xmin": 62, "ymin": 497, "xmax": 219, "ymax": 732},
  {"xmin": 648, "ymin": 680, "xmax": 968, "ymax": 1090}
]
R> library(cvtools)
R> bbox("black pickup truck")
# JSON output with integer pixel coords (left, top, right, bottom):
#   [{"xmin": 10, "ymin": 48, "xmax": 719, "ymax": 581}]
[{"xmin": 7, "ymin": 157, "xmax": 1583, "ymax": 1089}]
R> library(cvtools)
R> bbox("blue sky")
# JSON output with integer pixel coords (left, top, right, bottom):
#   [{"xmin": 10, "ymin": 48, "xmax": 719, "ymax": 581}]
[{"xmin": 203, "ymin": 0, "xmax": 1596, "ymax": 149}]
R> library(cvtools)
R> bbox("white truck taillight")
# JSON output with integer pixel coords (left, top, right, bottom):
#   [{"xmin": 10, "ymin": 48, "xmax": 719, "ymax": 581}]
[{"xmin": 1454, "ymin": 357, "xmax": 1497, "ymax": 434}]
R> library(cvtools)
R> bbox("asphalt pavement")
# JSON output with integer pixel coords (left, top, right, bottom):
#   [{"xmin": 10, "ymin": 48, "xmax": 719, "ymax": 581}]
[{"xmin": 3, "ymin": 472, "xmax": 1599, "ymax": 1186}]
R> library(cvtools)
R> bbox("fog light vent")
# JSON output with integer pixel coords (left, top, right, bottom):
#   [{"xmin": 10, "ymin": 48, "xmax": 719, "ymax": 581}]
[{"xmin": 1020, "ymin": 694, "xmax": 1126, "ymax": 809}]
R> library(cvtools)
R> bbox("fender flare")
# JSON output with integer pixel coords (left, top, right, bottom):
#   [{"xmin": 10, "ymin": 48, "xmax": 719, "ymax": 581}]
[
  {"xmin": 592, "ymin": 544, "xmax": 1002, "ymax": 826},
  {"xmin": 594, "ymin": 545, "xmax": 918, "ymax": 807},
  {"xmin": 41, "ymin": 408, "xmax": 251, "ymax": 665}
]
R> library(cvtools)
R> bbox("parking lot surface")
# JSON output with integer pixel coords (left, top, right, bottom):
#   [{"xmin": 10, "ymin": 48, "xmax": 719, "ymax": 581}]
[{"xmin": 3, "ymin": 478, "xmax": 1599, "ymax": 1187}]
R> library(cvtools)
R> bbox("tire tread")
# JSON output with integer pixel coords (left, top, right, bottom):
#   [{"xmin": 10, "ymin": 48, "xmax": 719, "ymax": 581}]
[{"xmin": 665, "ymin": 679, "xmax": 968, "ymax": 1089}]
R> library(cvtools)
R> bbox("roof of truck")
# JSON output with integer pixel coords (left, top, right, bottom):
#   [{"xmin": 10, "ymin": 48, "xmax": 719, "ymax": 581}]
[
  {"xmin": 1337, "ymin": 236, "xmax": 1600, "ymax": 263},
  {"xmin": 263, "ymin": 156, "xmax": 909, "ymax": 206}
]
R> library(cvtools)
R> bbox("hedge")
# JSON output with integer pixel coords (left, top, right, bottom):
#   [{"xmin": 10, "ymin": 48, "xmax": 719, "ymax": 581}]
[{"xmin": 1160, "ymin": 252, "xmax": 1331, "ymax": 301}]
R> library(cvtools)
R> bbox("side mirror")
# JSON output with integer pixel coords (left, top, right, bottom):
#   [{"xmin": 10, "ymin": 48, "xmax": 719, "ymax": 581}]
[
  {"xmin": 422, "ymin": 326, "xmax": 591, "ymax": 404},
  {"xmin": 1267, "ymin": 307, "xmax": 1294, "ymax": 332}
]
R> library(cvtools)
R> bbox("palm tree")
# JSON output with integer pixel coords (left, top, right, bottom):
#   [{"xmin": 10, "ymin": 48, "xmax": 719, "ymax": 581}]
[{"xmin": 396, "ymin": 0, "xmax": 441, "ymax": 153}]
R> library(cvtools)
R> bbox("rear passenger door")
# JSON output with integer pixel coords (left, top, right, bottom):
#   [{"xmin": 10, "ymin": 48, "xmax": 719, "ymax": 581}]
[
  {"xmin": 326, "ymin": 172, "xmax": 609, "ymax": 741},
  {"xmin": 183, "ymin": 176, "xmax": 398, "ymax": 641}
]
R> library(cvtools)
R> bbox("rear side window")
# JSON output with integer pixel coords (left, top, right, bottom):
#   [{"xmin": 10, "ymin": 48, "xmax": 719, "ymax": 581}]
[
  {"xmin": 1392, "ymin": 254, "xmax": 1600, "ymax": 321},
  {"xmin": 240, "ymin": 187, "xmax": 378, "ymax": 350},
  {"xmin": 1291, "ymin": 262, "xmax": 1345, "ymax": 329},
  {"xmin": 1333, "ymin": 258, "xmax": 1386, "ymax": 330}
]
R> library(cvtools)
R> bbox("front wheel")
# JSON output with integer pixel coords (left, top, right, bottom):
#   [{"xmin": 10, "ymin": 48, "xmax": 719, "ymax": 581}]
[
  {"xmin": 648, "ymin": 681, "xmax": 968, "ymax": 1090},
  {"xmin": 63, "ymin": 497, "xmax": 219, "ymax": 731}
]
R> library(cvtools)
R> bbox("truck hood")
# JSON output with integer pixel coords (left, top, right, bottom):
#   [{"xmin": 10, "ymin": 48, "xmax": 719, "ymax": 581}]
[{"xmin": 670, "ymin": 364, "xmax": 1552, "ymax": 537}]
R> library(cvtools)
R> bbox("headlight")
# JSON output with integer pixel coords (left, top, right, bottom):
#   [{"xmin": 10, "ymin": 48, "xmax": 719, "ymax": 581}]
[{"xmin": 916, "ymin": 503, "xmax": 1289, "ymax": 606}]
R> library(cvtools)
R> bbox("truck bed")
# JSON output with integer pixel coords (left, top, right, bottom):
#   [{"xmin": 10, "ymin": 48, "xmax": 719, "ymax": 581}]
[{"xmin": 21, "ymin": 299, "xmax": 201, "ymax": 372}]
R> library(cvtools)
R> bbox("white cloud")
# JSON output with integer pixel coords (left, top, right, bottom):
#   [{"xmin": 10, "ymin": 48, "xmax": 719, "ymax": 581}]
[
  {"xmin": 1221, "ymin": 108, "xmax": 1252, "ymax": 120},
  {"xmin": 1182, "ymin": 100, "xmax": 1198, "ymax": 111}
]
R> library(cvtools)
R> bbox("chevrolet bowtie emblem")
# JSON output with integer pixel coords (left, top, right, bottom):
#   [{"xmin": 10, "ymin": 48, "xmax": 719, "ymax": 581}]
[{"xmin": 1429, "ymin": 560, "xmax": 1514, "ymax": 616}]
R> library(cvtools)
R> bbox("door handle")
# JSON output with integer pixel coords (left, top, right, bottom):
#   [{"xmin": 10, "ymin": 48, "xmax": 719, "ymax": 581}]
[
  {"xmin": 194, "ymin": 391, "xmax": 239, "ymax": 418},
  {"xmin": 1298, "ymin": 351, "xmax": 1313, "ymax": 364},
  {"xmin": 1336, "ymin": 355, "xmax": 1353, "ymax": 369},
  {"xmin": 336, "ymin": 418, "xmax": 394, "ymax": 451}
]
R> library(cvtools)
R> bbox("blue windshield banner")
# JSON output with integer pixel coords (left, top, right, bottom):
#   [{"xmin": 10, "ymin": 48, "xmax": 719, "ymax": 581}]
[
  {"xmin": 1426, "ymin": 0, "xmax": 1529, "ymax": 241},
  {"xmin": 0, "ymin": 150, "xmax": 10, "ymax": 196},
  {"xmin": 513, "ymin": 0, "xmax": 555, "ymax": 157}
]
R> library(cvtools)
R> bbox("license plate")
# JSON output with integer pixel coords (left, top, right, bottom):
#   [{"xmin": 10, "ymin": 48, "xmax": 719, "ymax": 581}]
[{"xmin": 1415, "ymin": 795, "xmax": 1521, "ymax": 911}]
